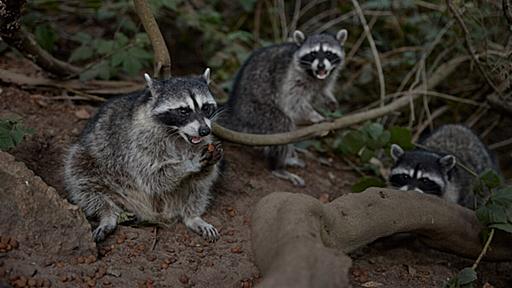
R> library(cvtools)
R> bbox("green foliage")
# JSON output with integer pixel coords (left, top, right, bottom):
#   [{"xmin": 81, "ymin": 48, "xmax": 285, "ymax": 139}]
[
  {"xmin": 34, "ymin": 24, "xmax": 57, "ymax": 52},
  {"xmin": 335, "ymin": 123, "xmax": 412, "ymax": 192},
  {"xmin": 447, "ymin": 170, "xmax": 511, "ymax": 287},
  {"xmin": 444, "ymin": 268, "xmax": 477, "ymax": 288},
  {"xmin": 476, "ymin": 186, "xmax": 512, "ymax": 233},
  {"xmin": 351, "ymin": 176, "xmax": 386, "ymax": 193},
  {"xmin": 0, "ymin": 117, "xmax": 34, "ymax": 151},
  {"xmin": 69, "ymin": 32, "xmax": 152, "ymax": 80}
]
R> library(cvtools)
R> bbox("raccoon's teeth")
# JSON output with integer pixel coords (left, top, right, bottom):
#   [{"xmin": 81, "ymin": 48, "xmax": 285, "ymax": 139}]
[
  {"xmin": 316, "ymin": 70, "xmax": 328, "ymax": 79},
  {"xmin": 191, "ymin": 136, "xmax": 202, "ymax": 144}
]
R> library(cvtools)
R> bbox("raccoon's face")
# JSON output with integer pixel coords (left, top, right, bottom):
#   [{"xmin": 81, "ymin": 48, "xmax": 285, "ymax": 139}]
[
  {"xmin": 145, "ymin": 69, "xmax": 218, "ymax": 145},
  {"xmin": 293, "ymin": 29, "xmax": 347, "ymax": 80},
  {"xmin": 389, "ymin": 144, "xmax": 456, "ymax": 196}
]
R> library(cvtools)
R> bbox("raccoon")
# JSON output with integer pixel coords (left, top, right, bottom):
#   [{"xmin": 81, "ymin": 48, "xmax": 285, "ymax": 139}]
[
  {"xmin": 389, "ymin": 124, "xmax": 500, "ymax": 208},
  {"xmin": 64, "ymin": 68, "xmax": 223, "ymax": 242},
  {"xmin": 221, "ymin": 29, "xmax": 348, "ymax": 186}
]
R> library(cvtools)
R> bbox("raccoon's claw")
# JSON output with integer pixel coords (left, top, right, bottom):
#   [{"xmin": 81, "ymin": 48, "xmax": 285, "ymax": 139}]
[
  {"xmin": 184, "ymin": 216, "xmax": 220, "ymax": 242},
  {"xmin": 92, "ymin": 215, "xmax": 117, "ymax": 242},
  {"xmin": 92, "ymin": 224, "xmax": 116, "ymax": 242},
  {"xmin": 201, "ymin": 142, "xmax": 223, "ymax": 167},
  {"xmin": 272, "ymin": 169, "xmax": 306, "ymax": 187}
]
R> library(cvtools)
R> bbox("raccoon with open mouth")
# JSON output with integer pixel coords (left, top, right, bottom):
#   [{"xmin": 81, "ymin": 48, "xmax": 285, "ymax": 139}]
[
  {"xmin": 64, "ymin": 68, "xmax": 223, "ymax": 242},
  {"xmin": 221, "ymin": 29, "xmax": 348, "ymax": 186},
  {"xmin": 389, "ymin": 124, "xmax": 501, "ymax": 208}
]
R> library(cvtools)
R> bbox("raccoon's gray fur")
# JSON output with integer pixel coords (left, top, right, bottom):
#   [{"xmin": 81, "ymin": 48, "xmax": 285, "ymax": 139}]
[
  {"xmin": 221, "ymin": 29, "xmax": 348, "ymax": 186},
  {"xmin": 64, "ymin": 69, "xmax": 223, "ymax": 242},
  {"xmin": 389, "ymin": 124, "xmax": 500, "ymax": 208}
]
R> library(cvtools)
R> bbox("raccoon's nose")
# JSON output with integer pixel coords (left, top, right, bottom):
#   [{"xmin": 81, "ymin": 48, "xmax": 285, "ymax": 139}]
[
  {"xmin": 198, "ymin": 126, "xmax": 210, "ymax": 137},
  {"xmin": 317, "ymin": 62, "xmax": 325, "ymax": 70}
]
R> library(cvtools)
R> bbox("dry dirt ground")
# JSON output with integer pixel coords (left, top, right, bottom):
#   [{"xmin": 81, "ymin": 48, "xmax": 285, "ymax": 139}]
[{"xmin": 1, "ymin": 57, "xmax": 511, "ymax": 288}]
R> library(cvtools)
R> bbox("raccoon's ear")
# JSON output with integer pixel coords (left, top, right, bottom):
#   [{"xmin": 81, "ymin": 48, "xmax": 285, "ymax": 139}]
[
  {"xmin": 293, "ymin": 30, "xmax": 305, "ymax": 46},
  {"xmin": 202, "ymin": 68, "xmax": 211, "ymax": 85},
  {"xmin": 439, "ymin": 155, "xmax": 456, "ymax": 171},
  {"xmin": 390, "ymin": 144, "xmax": 404, "ymax": 161},
  {"xmin": 336, "ymin": 29, "xmax": 348, "ymax": 45},
  {"xmin": 144, "ymin": 73, "xmax": 153, "ymax": 87}
]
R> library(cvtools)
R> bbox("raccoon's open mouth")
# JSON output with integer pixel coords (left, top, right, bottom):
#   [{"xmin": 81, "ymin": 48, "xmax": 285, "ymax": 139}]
[
  {"xmin": 314, "ymin": 68, "xmax": 330, "ymax": 80},
  {"xmin": 185, "ymin": 135, "xmax": 204, "ymax": 145}
]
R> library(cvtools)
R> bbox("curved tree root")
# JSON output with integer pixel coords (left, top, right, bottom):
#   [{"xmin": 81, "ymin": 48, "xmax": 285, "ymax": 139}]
[{"xmin": 251, "ymin": 188, "xmax": 512, "ymax": 288}]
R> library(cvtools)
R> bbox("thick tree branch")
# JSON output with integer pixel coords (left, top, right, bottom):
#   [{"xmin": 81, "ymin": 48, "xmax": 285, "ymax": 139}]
[
  {"xmin": 0, "ymin": 0, "xmax": 82, "ymax": 77},
  {"xmin": 252, "ymin": 189, "xmax": 512, "ymax": 288},
  {"xmin": 213, "ymin": 56, "xmax": 469, "ymax": 146},
  {"xmin": 133, "ymin": 0, "xmax": 171, "ymax": 79}
]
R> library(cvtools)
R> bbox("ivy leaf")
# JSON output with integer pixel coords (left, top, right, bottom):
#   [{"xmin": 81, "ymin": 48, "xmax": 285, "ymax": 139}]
[
  {"xmin": 69, "ymin": 45, "xmax": 93, "ymax": 62},
  {"xmin": 479, "ymin": 169, "xmax": 502, "ymax": 190},
  {"xmin": 351, "ymin": 176, "xmax": 386, "ymax": 193},
  {"xmin": 239, "ymin": 0, "xmax": 257, "ymax": 12},
  {"xmin": 363, "ymin": 122, "xmax": 384, "ymax": 140},
  {"xmin": 34, "ymin": 25, "xmax": 57, "ymax": 52},
  {"xmin": 389, "ymin": 126, "xmax": 414, "ymax": 150},
  {"xmin": 95, "ymin": 39, "xmax": 114, "ymax": 55},
  {"xmin": 71, "ymin": 32, "xmax": 92, "ymax": 44},
  {"xmin": 489, "ymin": 223, "xmax": 512, "ymax": 233},
  {"xmin": 492, "ymin": 187, "xmax": 512, "ymax": 206},
  {"xmin": 457, "ymin": 267, "xmax": 477, "ymax": 285},
  {"xmin": 360, "ymin": 147, "xmax": 374, "ymax": 163},
  {"xmin": 342, "ymin": 130, "xmax": 368, "ymax": 155}
]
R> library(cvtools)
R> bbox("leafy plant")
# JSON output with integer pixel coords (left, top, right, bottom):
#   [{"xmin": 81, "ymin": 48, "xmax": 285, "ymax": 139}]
[
  {"xmin": 0, "ymin": 117, "xmax": 34, "ymax": 151},
  {"xmin": 445, "ymin": 169, "xmax": 511, "ymax": 287},
  {"xmin": 335, "ymin": 123, "xmax": 413, "ymax": 191}
]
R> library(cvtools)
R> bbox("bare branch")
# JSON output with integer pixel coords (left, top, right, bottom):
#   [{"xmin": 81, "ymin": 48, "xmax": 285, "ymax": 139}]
[
  {"xmin": 349, "ymin": 0, "xmax": 386, "ymax": 107},
  {"xmin": 212, "ymin": 56, "xmax": 469, "ymax": 145},
  {"xmin": 133, "ymin": 0, "xmax": 171, "ymax": 79},
  {"xmin": 0, "ymin": 0, "xmax": 82, "ymax": 77}
]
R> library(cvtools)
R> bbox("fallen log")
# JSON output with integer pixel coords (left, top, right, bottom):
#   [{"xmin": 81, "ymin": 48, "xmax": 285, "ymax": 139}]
[{"xmin": 251, "ymin": 188, "xmax": 512, "ymax": 288}]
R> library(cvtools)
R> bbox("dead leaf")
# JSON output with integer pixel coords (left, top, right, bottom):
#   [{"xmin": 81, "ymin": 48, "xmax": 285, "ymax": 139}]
[{"xmin": 361, "ymin": 281, "xmax": 383, "ymax": 287}]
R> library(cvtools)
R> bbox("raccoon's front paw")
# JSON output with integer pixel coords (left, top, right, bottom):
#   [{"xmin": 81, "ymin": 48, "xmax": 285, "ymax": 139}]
[
  {"xmin": 184, "ymin": 216, "xmax": 220, "ymax": 242},
  {"xmin": 309, "ymin": 111, "xmax": 326, "ymax": 124},
  {"xmin": 200, "ymin": 142, "xmax": 223, "ymax": 167},
  {"xmin": 92, "ymin": 223, "xmax": 116, "ymax": 242}
]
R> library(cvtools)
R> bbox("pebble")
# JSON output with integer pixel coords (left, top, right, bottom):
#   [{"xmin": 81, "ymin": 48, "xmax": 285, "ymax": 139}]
[{"xmin": 230, "ymin": 246, "xmax": 242, "ymax": 254}]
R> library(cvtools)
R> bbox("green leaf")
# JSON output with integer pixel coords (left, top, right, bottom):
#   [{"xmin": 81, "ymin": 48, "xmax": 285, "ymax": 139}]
[
  {"xmin": 342, "ymin": 130, "xmax": 368, "ymax": 155},
  {"xmin": 34, "ymin": 25, "xmax": 57, "ymax": 52},
  {"xmin": 239, "ymin": 0, "xmax": 257, "ymax": 11},
  {"xmin": 479, "ymin": 169, "xmax": 502, "ymax": 189},
  {"xmin": 489, "ymin": 204, "xmax": 508, "ymax": 224},
  {"xmin": 122, "ymin": 56, "xmax": 142, "ymax": 76},
  {"xmin": 0, "ymin": 134, "xmax": 14, "ymax": 151},
  {"xmin": 389, "ymin": 126, "xmax": 414, "ymax": 150},
  {"xmin": 95, "ymin": 39, "xmax": 114, "ymax": 55},
  {"xmin": 492, "ymin": 187, "xmax": 512, "ymax": 206},
  {"xmin": 351, "ymin": 176, "xmax": 386, "ymax": 193},
  {"xmin": 489, "ymin": 223, "xmax": 512, "ymax": 233},
  {"xmin": 363, "ymin": 122, "xmax": 384, "ymax": 140},
  {"xmin": 457, "ymin": 268, "xmax": 477, "ymax": 285},
  {"xmin": 360, "ymin": 147, "xmax": 374, "ymax": 163},
  {"xmin": 71, "ymin": 32, "xmax": 92, "ymax": 44},
  {"xmin": 476, "ymin": 206, "xmax": 490, "ymax": 226},
  {"xmin": 69, "ymin": 45, "xmax": 93, "ymax": 62}
]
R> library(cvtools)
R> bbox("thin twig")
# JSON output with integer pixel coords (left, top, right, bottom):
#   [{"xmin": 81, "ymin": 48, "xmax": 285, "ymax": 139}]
[
  {"xmin": 349, "ymin": 0, "xmax": 386, "ymax": 106},
  {"xmin": 472, "ymin": 228, "xmax": 495, "ymax": 270},
  {"xmin": 346, "ymin": 16, "xmax": 377, "ymax": 61},
  {"xmin": 151, "ymin": 226, "xmax": 158, "ymax": 251},
  {"xmin": 289, "ymin": 0, "xmax": 302, "ymax": 34},
  {"xmin": 446, "ymin": 0, "xmax": 501, "ymax": 95},
  {"xmin": 489, "ymin": 136, "xmax": 512, "ymax": 149},
  {"xmin": 412, "ymin": 105, "xmax": 449, "ymax": 142}
]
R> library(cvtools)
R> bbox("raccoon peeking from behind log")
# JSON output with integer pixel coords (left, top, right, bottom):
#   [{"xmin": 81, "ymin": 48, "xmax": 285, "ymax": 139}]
[{"xmin": 389, "ymin": 124, "xmax": 501, "ymax": 208}]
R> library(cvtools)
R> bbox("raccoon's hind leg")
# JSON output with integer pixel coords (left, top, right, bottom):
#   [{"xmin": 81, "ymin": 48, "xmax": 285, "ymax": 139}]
[
  {"xmin": 285, "ymin": 147, "xmax": 306, "ymax": 168},
  {"xmin": 267, "ymin": 145, "xmax": 305, "ymax": 187},
  {"xmin": 64, "ymin": 146, "xmax": 122, "ymax": 242}
]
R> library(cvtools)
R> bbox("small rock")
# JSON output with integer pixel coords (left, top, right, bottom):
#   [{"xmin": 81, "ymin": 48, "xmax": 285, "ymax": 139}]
[
  {"xmin": 107, "ymin": 268, "xmax": 122, "ymax": 278},
  {"xmin": 318, "ymin": 193, "xmax": 330, "ymax": 204},
  {"xmin": 74, "ymin": 109, "xmax": 91, "ymax": 120},
  {"xmin": 361, "ymin": 281, "xmax": 383, "ymax": 287},
  {"xmin": 146, "ymin": 254, "xmax": 157, "ymax": 262},
  {"xmin": 178, "ymin": 274, "xmax": 189, "ymax": 284},
  {"xmin": 231, "ymin": 246, "xmax": 242, "ymax": 254}
]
